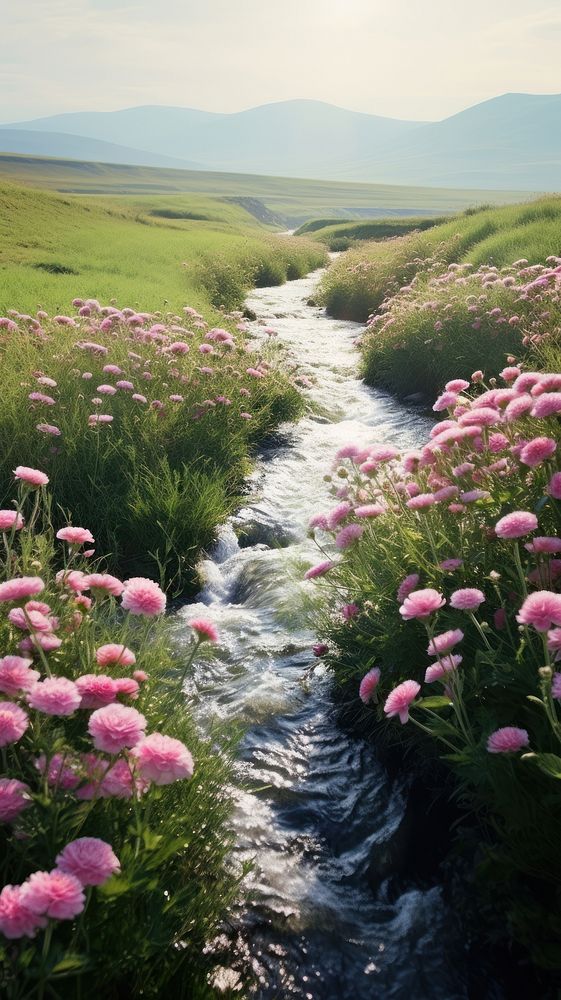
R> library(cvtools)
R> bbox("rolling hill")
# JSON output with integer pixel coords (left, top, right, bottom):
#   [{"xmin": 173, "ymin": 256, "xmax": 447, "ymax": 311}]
[{"xmin": 0, "ymin": 128, "xmax": 203, "ymax": 170}]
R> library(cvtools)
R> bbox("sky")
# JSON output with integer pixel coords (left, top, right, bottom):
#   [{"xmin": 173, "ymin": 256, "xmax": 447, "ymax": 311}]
[{"xmin": 1, "ymin": 0, "xmax": 561, "ymax": 123}]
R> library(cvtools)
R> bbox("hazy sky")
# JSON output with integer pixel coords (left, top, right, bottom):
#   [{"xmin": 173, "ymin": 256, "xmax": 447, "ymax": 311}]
[{"xmin": 2, "ymin": 0, "xmax": 561, "ymax": 122}]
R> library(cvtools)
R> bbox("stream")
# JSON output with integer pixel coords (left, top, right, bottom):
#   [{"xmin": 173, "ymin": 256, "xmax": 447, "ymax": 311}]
[{"xmin": 175, "ymin": 269, "xmax": 472, "ymax": 999}]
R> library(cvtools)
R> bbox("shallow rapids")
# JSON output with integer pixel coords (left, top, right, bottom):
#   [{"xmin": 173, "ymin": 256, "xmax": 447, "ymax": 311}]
[{"xmin": 174, "ymin": 270, "xmax": 470, "ymax": 999}]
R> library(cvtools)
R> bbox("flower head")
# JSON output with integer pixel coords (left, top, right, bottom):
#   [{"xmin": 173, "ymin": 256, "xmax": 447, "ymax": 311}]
[
  {"xmin": 384, "ymin": 680, "xmax": 420, "ymax": 724},
  {"xmin": 399, "ymin": 588, "xmax": 445, "ymax": 620},
  {"xmin": 76, "ymin": 674, "xmax": 118, "ymax": 709},
  {"xmin": 121, "ymin": 577, "xmax": 166, "ymax": 616},
  {"xmin": 0, "ymin": 577, "xmax": 44, "ymax": 603},
  {"xmin": 0, "ymin": 778, "xmax": 32, "ymax": 823},
  {"xmin": 397, "ymin": 573, "xmax": 420, "ymax": 603},
  {"xmin": 427, "ymin": 629, "xmax": 464, "ymax": 656},
  {"xmin": 487, "ymin": 727, "xmax": 529, "ymax": 753},
  {"xmin": 0, "ymin": 510, "xmax": 24, "ymax": 531},
  {"xmin": 13, "ymin": 467, "xmax": 48, "ymax": 488},
  {"xmin": 359, "ymin": 667, "xmax": 381, "ymax": 704},
  {"xmin": 56, "ymin": 838, "xmax": 120, "ymax": 886},
  {"xmin": 0, "ymin": 885, "xmax": 45, "ymax": 939},
  {"xmin": 56, "ymin": 526, "xmax": 95, "ymax": 546},
  {"xmin": 449, "ymin": 588, "xmax": 485, "ymax": 611},
  {"xmin": 0, "ymin": 656, "xmax": 39, "ymax": 696},
  {"xmin": 95, "ymin": 644, "xmax": 136, "ymax": 667},
  {"xmin": 516, "ymin": 591, "xmax": 561, "ymax": 632},
  {"xmin": 132, "ymin": 733, "xmax": 194, "ymax": 785},
  {"xmin": 189, "ymin": 618, "xmax": 219, "ymax": 643},
  {"xmin": 20, "ymin": 870, "xmax": 85, "ymax": 920},
  {"xmin": 0, "ymin": 702, "xmax": 29, "ymax": 746},
  {"xmin": 88, "ymin": 703, "xmax": 146, "ymax": 753},
  {"xmin": 28, "ymin": 678, "xmax": 81, "ymax": 716}
]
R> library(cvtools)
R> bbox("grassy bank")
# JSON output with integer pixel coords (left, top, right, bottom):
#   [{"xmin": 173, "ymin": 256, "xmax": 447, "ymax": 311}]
[
  {"xmin": 0, "ymin": 182, "xmax": 327, "ymax": 591},
  {"xmin": 304, "ymin": 330, "xmax": 561, "ymax": 973},
  {"xmin": 0, "ymin": 183, "xmax": 326, "ymax": 316},
  {"xmin": 0, "ymin": 153, "xmax": 529, "ymax": 225},
  {"xmin": 295, "ymin": 215, "xmax": 447, "ymax": 250},
  {"xmin": 0, "ymin": 475, "xmax": 238, "ymax": 998},
  {"xmin": 317, "ymin": 196, "xmax": 561, "ymax": 398}
]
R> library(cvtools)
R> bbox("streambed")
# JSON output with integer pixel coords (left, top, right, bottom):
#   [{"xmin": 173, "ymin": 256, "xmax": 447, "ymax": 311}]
[{"xmin": 175, "ymin": 269, "xmax": 470, "ymax": 999}]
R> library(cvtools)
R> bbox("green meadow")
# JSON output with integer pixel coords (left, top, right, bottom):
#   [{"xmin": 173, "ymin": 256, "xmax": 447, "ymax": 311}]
[
  {"xmin": 0, "ymin": 181, "xmax": 325, "ymax": 316},
  {"xmin": 0, "ymin": 152, "xmax": 529, "ymax": 225}
]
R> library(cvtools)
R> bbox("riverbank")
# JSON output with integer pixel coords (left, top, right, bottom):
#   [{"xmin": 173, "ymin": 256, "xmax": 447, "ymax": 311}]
[{"xmin": 315, "ymin": 196, "xmax": 561, "ymax": 398}]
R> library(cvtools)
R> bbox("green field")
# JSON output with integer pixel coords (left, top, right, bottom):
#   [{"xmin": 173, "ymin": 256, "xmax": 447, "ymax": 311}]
[
  {"xmin": 0, "ymin": 152, "xmax": 531, "ymax": 226},
  {"xmin": 0, "ymin": 181, "xmax": 326, "ymax": 316}
]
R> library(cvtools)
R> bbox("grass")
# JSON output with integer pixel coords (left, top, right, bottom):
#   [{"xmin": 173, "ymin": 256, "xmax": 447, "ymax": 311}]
[
  {"xmin": 318, "ymin": 196, "xmax": 561, "ymax": 323},
  {"xmin": 0, "ymin": 180, "xmax": 328, "ymax": 591},
  {"xmin": 294, "ymin": 215, "xmax": 447, "ymax": 250},
  {"xmin": 0, "ymin": 182, "xmax": 326, "ymax": 317},
  {"xmin": 0, "ymin": 483, "xmax": 243, "ymax": 999},
  {"xmin": 305, "ymin": 355, "xmax": 561, "ymax": 974},
  {"xmin": 0, "ymin": 153, "xmax": 530, "ymax": 226}
]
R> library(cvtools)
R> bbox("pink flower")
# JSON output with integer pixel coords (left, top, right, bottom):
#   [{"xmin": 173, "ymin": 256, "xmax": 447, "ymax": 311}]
[
  {"xmin": 487, "ymin": 727, "xmax": 529, "ymax": 753},
  {"xmin": 304, "ymin": 560, "xmax": 335, "ymax": 580},
  {"xmin": 132, "ymin": 733, "xmax": 194, "ymax": 784},
  {"xmin": 56, "ymin": 569, "xmax": 87, "ymax": 593},
  {"xmin": 460, "ymin": 489, "xmax": 490, "ymax": 503},
  {"xmin": 354, "ymin": 504, "xmax": 386, "ymax": 518},
  {"xmin": 13, "ymin": 466, "xmax": 49, "ymax": 488},
  {"xmin": 425, "ymin": 654, "xmax": 462, "ymax": 682},
  {"xmin": 0, "ymin": 656, "xmax": 39, "ymax": 696},
  {"xmin": 359, "ymin": 667, "xmax": 381, "ymax": 704},
  {"xmin": 56, "ymin": 526, "xmax": 95, "ymax": 545},
  {"xmin": 342, "ymin": 603, "xmax": 359, "ymax": 621},
  {"xmin": 406, "ymin": 492, "xmax": 436, "ymax": 510},
  {"xmin": 312, "ymin": 643, "xmax": 328, "ymax": 656},
  {"xmin": 0, "ymin": 702, "xmax": 29, "ymax": 746},
  {"xmin": 0, "ymin": 885, "xmax": 45, "ymax": 939},
  {"xmin": 36, "ymin": 423, "xmax": 61, "ymax": 436},
  {"xmin": 547, "ymin": 629, "xmax": 561, "ymax": 660},
  {"xmin": 9, "ymin": 607, "xmax": 53, "ymax": 632},
  {"xmin": 552, "ymin": 673, "xmax": 561, "ymax": 700},
  {"xmin": 384, "ymin": 680, "xmax": 421, "ymax": 724},
  {"xmin": 397, "ymin": 573, "xmax": 420, "ymax": 603},
  {"xmin": 495, "ymin": 511, "xmax": 538, "ymax": 539},
  {"xmin": 399, "ymin": 588, "xmax": 446, "ymax": 620},
  {"xmin": 0, "ymin": 510, "xmax": 24, "ymax": 531},
  {"xmin": 531, "ymin": 393, "xmax": 561, "ymax": 418},
  {"xmin": 0, "ymin": 778, "xmax": 31, "ymax": 823},
  {"xmin": 95, "ymin": 644, "xmax": 136, "ymax": 667},
  {"xmin": 99, "ymin": 758, "xmax": 138, "ymax": 798},
  {"xmin": 427, "ymin": 628, "xmax": 464, "ymax": 656},
  {"xmin": 88, "ymin": 703, "xmax": 146, "ymax": 753},
  {"xmin": 500, "ymin": 366, "xmax": 521, "ymax": 382},
  {"xmin": 56, "ymin": 837, "xmax": 120, "ymax": 886},
  {"xmin": 121, "ymin": 577, "xmax": 166, "ymax": 616},
  {"xmin": 20, "ymin": 634, "xmax": 62, "ymax": 654},
  {"xmin": 439, "ymin": 559, "xmax": 463, "ymax": 571},
  {"xmin": 0, "ymin": 577, "xmax": 44, "ymax": 602},
  {"xmin": 516, "ymin": 591, "xmax": 561, "ymax": 631},
  {"xmin": 21, "ymin": 870, "xmax": 85, "ymax": 920},
  {"xmin": 76, "ymin": 674, "xmax": 118, "ymax": 709},
  {"xmin": 548, "ymin": 473, "xmax": 561, "ymax": 500},
  {"xmin": 88, "ymin": 414, "xmax": 113, "ymax": 425},
  {"xmin": 189, "ymin": 618, "xmax": 219, "ymax": 643},
  {"xmin": 445, "ymin": 379, "xmax": 470, "ymax": 392},
  {"xmin": 519, "ymin": 437, "xmax": 557, "ymax": 468},
  {"xmin": 133, "ymin": 669, "xmax": 148, "ymax": 683},
  {"xmin": 28, "ymin": 678, "xmax": 81, "ymax": 716},
  {"xmin": 335, "ymin": 523, "xmax": 364, "ymax": 549},
  {"xmin": 35, "ymin": 753, "xmax": 82, "ymax": 791},
  {"xmin": 114, "ymin": 677, "xmax": 139, "ymax": 699},
  {"xmin": 449, "ymin": 588, "xmax": 485, "ymax": 611},
  {"xmin": 82, "ymin": 573, "xmax": 124, "ymax": 596},
  {"xmin": 526, "ymin": 536, "xmax": 561, "ymax": 554}
]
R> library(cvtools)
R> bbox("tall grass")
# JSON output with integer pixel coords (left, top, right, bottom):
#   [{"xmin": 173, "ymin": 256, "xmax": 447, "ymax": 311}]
[
  {"xmin": 0, "ymin": 299, "xmax": 303, "ymax": 592},
  {"xmin": 0, "ymin": 477, "xmax": 241, "ymax": 998},
  {"xmin": 318, "ymin": 197, "xmax": 561, "ymax": 323},
  {"xmin": 304, "ymin": 314, "xmax": 561, "ymax": 974}
]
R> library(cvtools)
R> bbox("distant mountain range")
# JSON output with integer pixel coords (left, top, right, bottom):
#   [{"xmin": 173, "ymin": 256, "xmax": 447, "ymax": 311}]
[{"xmin": 1, "ymin": 94, "xmax": 560, "ymax": 189}]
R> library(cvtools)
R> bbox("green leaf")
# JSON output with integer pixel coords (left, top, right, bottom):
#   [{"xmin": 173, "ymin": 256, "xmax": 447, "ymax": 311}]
[
  {"xmin": 52, "ymin": 954, "xmax": 89, "ymax": 974},
  {"xmin": 531, "ymin": 752, "xmax": 561, "ymax": 780},
  {"xmin": 417, "ymin": 696, "xmax": 452, "ymax": 710}
]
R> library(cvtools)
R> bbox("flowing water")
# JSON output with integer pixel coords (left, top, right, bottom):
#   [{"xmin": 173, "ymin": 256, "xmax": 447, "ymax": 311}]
[{"xmin": 175, "ymin": 270, "xmax": 471, "ymax": 999}]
